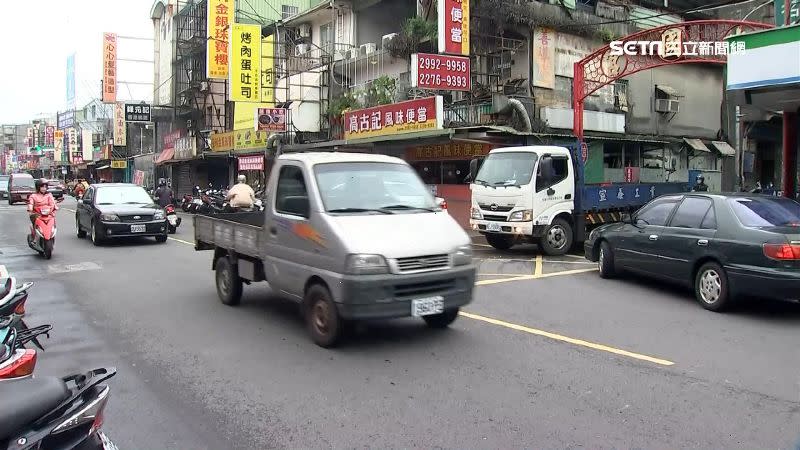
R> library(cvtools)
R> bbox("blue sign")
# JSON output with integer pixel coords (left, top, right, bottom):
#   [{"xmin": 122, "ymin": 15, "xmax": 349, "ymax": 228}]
[
  {"xmin": 582, "ymin": 183, "xmax": 686, "ymax": 211},
  {"xmin": 57, "ymin": 110, "xmax": 74, "ymax": 130},
  {"xmin": 66, "ymin": 53, "xmax": 76, "ymax": 110}
]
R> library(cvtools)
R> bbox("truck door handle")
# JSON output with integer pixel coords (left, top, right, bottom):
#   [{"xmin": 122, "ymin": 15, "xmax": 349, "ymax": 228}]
[
  {"xmin": 564, "ymin": 194, "xmax": 572, "ymax": 199},
  {"xmin": 697, "ymin": 239, "xmax": 708, "ymax": 246},
  {"xmin": 547, "ymin": 188, "xmax": 555, "ymax": 196},
  {"xmin": 649, "ymin": 235, "xmax": 658, "ymax": 241}
]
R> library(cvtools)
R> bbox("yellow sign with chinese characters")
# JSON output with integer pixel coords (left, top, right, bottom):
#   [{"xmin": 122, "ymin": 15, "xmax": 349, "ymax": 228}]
[
  {"xmin": 207, "ymin": 0, "xmax": 233, "ymax": 79},
  {"xmin": 234, "ymin": 129, "xmax": 268, "ymax": 150},
  {"xmin": 229, "ymin": 23, "xmax": 261, "ymax": 102},
  {"xmin": 261, "ymin": 35, "xmax": 275, "ymax": 104},
  {"xmin": 210, "ymin": 131, "xmax": 235, "ymax": 152},
  {"xmin": 110, "ymin": 160, "xmax": 128, "ymax": 169}
]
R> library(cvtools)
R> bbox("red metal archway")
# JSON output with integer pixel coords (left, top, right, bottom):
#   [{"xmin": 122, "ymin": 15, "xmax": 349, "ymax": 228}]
[{"xmin": 572, "ymin": 20, "xmax": 772, "ymax": 141}]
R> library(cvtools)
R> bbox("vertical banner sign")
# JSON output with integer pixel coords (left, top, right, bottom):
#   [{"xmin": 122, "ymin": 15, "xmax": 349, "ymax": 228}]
[
  {"xmin": 54, "ymin": 130, "xmax": 64, "ymax": 163},
  {"xmin": 81, "ymin": 130, "xmax": 93, "ymax": 161},
  {"xmin": 438, "ymin": 0, "xmax": 470, "ymax": 56},
  {"xmin": 66, "ymin": 53, "xmax": 76, "ymax": 110},
  {"xmin": 102, "ymin": 33, "xmax": 118, "ymax": 103},
  {"xmin": 68, "ymin": 128, "xmax": 78, "ymax": 163},
  {"xmin": 532, "ymin": 27, "xmax": 555, "ymax": 89},
  {"xmin": 207, "ymin": 0, "xmax": 233, "ymax": 79},
  {"xmin": 229, "ymin": 23, "xmax": 261, "ymax": 102},
  {"xmin": 44, "ymin": 126, "xmax": 55, "ymax": 147},
  {"xmin": 113, "ymin": 102, "xmax": 127, "ymax": 146},
  {"xmin": 261, "ymin": 35, "xmax": 275, "ymax": 104}
]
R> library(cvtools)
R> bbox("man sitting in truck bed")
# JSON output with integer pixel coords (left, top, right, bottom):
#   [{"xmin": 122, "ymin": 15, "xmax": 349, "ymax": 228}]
[{"xmin": 226, "ymin": 174, "xmax": 256, "ymax": 209}]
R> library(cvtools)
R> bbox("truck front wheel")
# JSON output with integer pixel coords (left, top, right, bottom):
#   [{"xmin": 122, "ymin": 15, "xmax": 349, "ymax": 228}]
[
  {"xmin": 540, "ymin": 218, "xmax": 573, "ymax": 256},
  {"xmin": 305, "ymin": 284, "xmax": 342, "ymax": 348},
  {"xmin": 486, "ymin": 234, "xmax": 515, "ymax": 250},
  {"xmin": 216, "ymin": 256, "xmax": 242, "ymax": 306}
]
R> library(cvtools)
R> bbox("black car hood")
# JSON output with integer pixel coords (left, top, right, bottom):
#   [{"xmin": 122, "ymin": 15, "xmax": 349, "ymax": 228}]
[{"xmin": 95, "ymin": 203, "xmax": 162, "ymax": 215}]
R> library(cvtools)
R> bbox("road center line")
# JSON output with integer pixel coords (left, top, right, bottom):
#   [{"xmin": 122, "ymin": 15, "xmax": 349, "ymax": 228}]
[{"xmin": 459, "ymin": 311, "xmax": 675, "ymax": 366}]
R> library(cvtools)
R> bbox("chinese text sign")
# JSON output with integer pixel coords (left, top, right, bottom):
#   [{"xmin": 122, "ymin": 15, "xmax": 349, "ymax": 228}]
[{"xmin": 230, "ymin": 23, "xmax": 261, "ymax": 102}]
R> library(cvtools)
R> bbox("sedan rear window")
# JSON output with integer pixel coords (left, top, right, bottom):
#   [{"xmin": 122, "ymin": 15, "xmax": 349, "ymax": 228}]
[
  {"xmin": 11, "ymin": 176, "xmax": 34, "ymax": 188},
  {"xmin": 728, "ymin": 197, "xmax": 800, "ymax": 227}
]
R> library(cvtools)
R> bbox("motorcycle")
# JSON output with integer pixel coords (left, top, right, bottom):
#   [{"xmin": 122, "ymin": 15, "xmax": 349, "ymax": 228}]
[
  {"xmin": 0, "ymin": 321, "xmax": 52, "ymax": 380},
  {"xmin": 0, "ymin": 367, "xmax": 119, "ymax": 450},
  {"xmin": 165, "ymin": 204, "xmax": 181, "ymax": 234},
  {"xmin": 27, "ymin": 198, "xmax": 64, "ymax": 260},
  {"xmin": 180, "ymin": 193, "xmax": 194, "ymax": 212}
]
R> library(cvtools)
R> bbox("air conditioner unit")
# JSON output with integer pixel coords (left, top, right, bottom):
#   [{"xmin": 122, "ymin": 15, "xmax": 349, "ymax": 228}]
[
  {"xmin": 655, "ymin": 98, "xmax": 680, "ymax": 113},
  {"xmin": 381, "ymin": 33, "xmax": 398, "ymax": 49},
  {"xmin": 298, "ymin": 23, "xmax": 311, "ymax": 38},
  {"xmin": 360, "ymin": 43, "xmax": 376, "ymax": 55},
  {"xmin": 294, "ymin": 43, "xmax": 310, "ymax": 56},
  {"xmin": 348, "ymin": 47, "xmax": 361, "ymax": 59}
]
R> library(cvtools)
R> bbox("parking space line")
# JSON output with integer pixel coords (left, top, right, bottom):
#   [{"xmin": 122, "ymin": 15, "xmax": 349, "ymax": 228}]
[
  {"xmin": 533, "ymin": 255, "xmax": 543, "ymax": 277},
  {"xmin": 168, "ymin": 237, "xmax": 194, "ymax": 246},
  {"xmin": 459, "ymin": 311, "xmax": 675, "ymax": 367},
  {"xmin": 475, "ymin": 275, "xmax": 536, "ymax": 286},
  {"xmin": 536, "ymin": 268, "xmax": 598, "ymax": 278}
]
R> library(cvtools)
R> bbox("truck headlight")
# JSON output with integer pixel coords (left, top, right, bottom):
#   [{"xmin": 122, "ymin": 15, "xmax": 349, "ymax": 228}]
[
  {"xmin": 453, "ymin": 245, "xmax": 472, "ymax": 265},
  {"xmin": 100, "ymin": 214, "xmax": 119, "ymax": 222},
  {"xmin": 345, "ymin": 254, "xmax": 389, "ymax": 275},
  {"xmin": 470, "ymin": 207, "xmax": 482, "ymax": 220},
  {"xmin": 508, "ymin": 210, "xmax": 533, "ymax": 222},
  {"xmin": 153, "ymin": 210, "xmax": 165, "ymax": 220}
]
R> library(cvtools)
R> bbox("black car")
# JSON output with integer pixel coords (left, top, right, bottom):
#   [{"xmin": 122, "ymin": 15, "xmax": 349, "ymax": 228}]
[
  {"xmin": 46, "ymin": 179, "xmax": 65, "ymax": 199},
  {"xmin": 585, "ymin": 193, "xmax": 800, "ymax": 311},
  {"xmin": 75, "ymin": 183, "xmax": 168, "ymax": 245}
]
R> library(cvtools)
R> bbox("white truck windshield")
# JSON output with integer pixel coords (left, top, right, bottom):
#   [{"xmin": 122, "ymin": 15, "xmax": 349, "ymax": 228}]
[
  {"xmin": 474, "ymin": 152, "xmax": 538, "ymax": 187},
  {"xmin": 314, "ymin": 162, "xmax": 435, "ymax": 213}
]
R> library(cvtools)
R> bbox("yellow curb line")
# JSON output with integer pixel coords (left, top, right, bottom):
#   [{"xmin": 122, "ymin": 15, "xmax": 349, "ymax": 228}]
[{"xmin": 459, "ymin": 311, "xmax": 675, "ymax": 367}]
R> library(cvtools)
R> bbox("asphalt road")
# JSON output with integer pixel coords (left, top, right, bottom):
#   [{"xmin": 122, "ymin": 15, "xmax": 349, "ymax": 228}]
[{"xmin": 2, "ymin": 197, "xmax": 799, "ymax": 449}]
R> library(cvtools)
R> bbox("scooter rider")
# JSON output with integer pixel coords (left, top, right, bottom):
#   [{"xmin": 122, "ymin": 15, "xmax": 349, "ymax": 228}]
[
  {"xmin": 154, "ymin": 179, "xmax": 174, "ymax": 208},
  {"xmin": 693, "ymin": 174, "xmax": 709, "ymax": 192},
  {"xmin": 27, "ymin": 179, "xmax": 58, "ymax": 239}
]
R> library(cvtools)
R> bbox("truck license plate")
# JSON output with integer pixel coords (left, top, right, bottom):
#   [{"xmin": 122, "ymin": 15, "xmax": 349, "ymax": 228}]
[
  {"xmin": 486, "ymin": 222, "xmax": 501, "ymax": 232},
  {"xmin": 411, "ymin": 296, "xmax": 444, "ymax": 317},
  {"xmin": 130, "ymin": 224, "xmax": 146, "ymax": 233}
]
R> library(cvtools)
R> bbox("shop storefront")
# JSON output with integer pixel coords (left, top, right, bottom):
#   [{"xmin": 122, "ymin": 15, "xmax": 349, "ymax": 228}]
[{"xmin": 209, "ymin": 129, "xmax": 272, "ymax": 191}]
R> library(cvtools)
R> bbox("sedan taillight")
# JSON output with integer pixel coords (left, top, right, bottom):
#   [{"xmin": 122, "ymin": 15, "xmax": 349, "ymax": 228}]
[{"xmin": 763, "ymin": 243, "xmax": 800, "ymax": 260}]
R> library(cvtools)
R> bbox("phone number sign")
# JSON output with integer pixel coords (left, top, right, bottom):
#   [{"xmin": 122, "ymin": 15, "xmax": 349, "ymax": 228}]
[{"xmin": 411, "ymin": 53, "xmax": 471, "ymax": 91}]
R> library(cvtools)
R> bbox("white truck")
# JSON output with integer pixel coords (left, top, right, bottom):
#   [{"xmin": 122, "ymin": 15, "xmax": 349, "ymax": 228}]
[{"xmin": 468, "ymin": 145, "xmax": 686, "ymax": 255}]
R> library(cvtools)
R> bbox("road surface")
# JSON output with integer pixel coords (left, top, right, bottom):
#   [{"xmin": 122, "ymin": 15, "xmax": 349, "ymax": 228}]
[{"xmin": 1, "ymin": 198, "xmax": 799, "ymax": 449}]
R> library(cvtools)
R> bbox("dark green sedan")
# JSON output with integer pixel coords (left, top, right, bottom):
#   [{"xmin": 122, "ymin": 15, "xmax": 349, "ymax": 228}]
[{"xmin": 584, "ymin": 193, "xmax": 800, "ymax": 311}]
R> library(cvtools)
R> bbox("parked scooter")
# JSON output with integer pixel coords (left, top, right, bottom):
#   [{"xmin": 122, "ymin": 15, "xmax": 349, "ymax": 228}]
[
  {"xmin": 27, "ymin": 198, "xmax": 64, "ymax": 260},
  {"xmin": 0, "ymin": 367, "xmax": 119, "ymax": 450},
  {"xmin": 0, "ymin": 321, "xmax": 52, "ymax": 380},
  {"xmin": 165, "ymin": 204, "xmax": 181, "ymax": 234}
]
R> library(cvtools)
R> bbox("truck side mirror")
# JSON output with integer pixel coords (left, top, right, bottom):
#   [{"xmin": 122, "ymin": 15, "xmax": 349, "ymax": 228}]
[
  {"xmin": 469, "ymin": 159, "xmax": 479, "ymax": 182},
  {"xmin": 539, "ymin": 156, "xmax": 554, "ymax": 184}
]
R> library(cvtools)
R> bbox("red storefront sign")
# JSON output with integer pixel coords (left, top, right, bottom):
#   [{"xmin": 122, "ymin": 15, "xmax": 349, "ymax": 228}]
[
  {"xmin": 238, "ymin": 155, "xmax": 264, "ymax": 171},
  {"xmin": 624, "ymin": 166, "xmax": 640, "ymax": 183},
  {"xmin": 343, "ymin": 96, "xmax": 443, "ymax": 140},
  {"xmin": 162, "ymin": 129, "xmax": 185, "ymax": 150},
  {"xmin": 405, "ymin": 142, "xmax": 492, "ymax": 161},
  {"xmin": 256, "ymin": 108, "xmax": 288, "ymax": 132},
  {"xmin": 437, "ymin": 0, "xmax": 470, "ymax": 56},
  {"xmin": 411, "ymin": 53, "xmax": 471, "ymax": 91}
]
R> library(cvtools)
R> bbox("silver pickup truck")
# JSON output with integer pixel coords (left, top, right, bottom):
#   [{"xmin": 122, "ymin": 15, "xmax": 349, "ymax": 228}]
[{"xmin": 194, "ymin": 151, "xmax": 476, "ymax": 347}]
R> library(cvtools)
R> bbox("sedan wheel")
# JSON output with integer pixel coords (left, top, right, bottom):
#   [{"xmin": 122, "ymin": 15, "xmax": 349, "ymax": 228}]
[
  {"xmin": 598, "ymin": 241, "xmax": 616, "ymax": 279},
  {"xmin": 91, "ymin": 221, "xmax": 103, "ymax": 246},
  {"xmin": 76, "ymin": 216, "xmax": 86, "ymax": 238},
  {"xmin": 694, "ymin": 262, "xmax": 731, "ymax": 312}
]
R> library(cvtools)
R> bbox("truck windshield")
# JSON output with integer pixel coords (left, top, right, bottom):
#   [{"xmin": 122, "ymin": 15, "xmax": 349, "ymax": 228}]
[
  {"xmin": 314, "ymin": 162, "xmax": 436, "ymax": 213},
  {"xmin": 474, "ymin": 152, "xmax": 538, "ymax": 186}
]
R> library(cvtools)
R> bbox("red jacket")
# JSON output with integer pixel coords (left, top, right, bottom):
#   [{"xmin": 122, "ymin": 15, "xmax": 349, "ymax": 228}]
[{"xmin": 27, "ymin": 192, "xmax": 57, "ymax": 214}]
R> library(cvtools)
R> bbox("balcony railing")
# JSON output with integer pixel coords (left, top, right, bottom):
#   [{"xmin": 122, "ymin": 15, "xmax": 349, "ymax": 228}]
[
  {"xmin": 285, "ymin": 43, "xmax": 355, "ymax": 75},
  {"xmin": 444, "ymin": 103, "xmax": 495, "ymax": 127}
]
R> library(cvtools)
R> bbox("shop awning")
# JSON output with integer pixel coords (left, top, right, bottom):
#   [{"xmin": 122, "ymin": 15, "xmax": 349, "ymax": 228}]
[
  {"xmin": 711, "ymin": 140, "xmax": 736, "ymax": 156},
  {"xmin": 683, "ymin": 138, "xmax": 710, "ymax": 152},
  {"xmin": 656, "ymin": 85, "xmax": 682, "ymax": 97},
  {"xmin": 154, "ymin": 148, "xmax": 175, "ymax": 164},
  {"xmin": 95, "ymin": 165, "xmax": 111, "ymax": 170}
]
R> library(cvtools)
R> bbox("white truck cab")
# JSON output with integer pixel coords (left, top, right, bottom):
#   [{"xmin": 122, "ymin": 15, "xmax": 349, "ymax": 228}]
[{"xmin": 469, "ymin": 146, "xmax": 576, "ymax": 255}]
